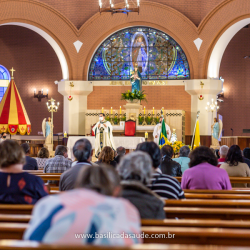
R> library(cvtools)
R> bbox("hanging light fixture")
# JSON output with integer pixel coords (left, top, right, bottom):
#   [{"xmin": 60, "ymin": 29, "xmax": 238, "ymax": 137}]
[
  {"xmin": 198, "ymin": 81, "xmax": 204, "ymax": 100},
  {"xmin": 99, "ymin": 0, "xmax": 140, "ymax": 14}
]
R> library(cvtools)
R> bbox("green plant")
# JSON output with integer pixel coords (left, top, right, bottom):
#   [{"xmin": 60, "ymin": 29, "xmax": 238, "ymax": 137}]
[
  {"xmin": 138, "ymin": 115, "xmax": 144, "ymax": 125},
  {"xmin": 114, "ymin": 116, "xmax": 118, "ymax": 125},
  {"xmin": 121, "ymin": 89, "xmax": 147, "ymax": 102},
  {"xmin": 146, "ymin": 116, "xmax": 152, "ymax": 125}
]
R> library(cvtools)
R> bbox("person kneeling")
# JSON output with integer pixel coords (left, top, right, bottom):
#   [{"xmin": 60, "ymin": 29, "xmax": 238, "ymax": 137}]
[{"xmin": 24, "ymin": 165, "xmax": 141, "ymax": 246}]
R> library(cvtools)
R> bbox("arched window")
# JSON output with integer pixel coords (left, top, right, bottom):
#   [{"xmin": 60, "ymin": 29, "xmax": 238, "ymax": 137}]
[
  {"xmin": 0, "ymin": 65, "xmax": 10, "ymax": 102},
  {"xmin": 89, "ymin": 27, "xmax": 190, "ymax": 80}
]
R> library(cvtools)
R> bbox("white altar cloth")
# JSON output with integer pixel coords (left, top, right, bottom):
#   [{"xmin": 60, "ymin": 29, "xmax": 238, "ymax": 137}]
[{"xmin": 67, "ymin": 136, "xmax": 145, "ymax": 159}]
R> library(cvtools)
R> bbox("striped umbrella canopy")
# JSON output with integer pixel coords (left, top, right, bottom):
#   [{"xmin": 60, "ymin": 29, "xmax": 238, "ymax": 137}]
[{"xmin": 0, "ymin": 69, "xmax": 31, "ymax": 135}]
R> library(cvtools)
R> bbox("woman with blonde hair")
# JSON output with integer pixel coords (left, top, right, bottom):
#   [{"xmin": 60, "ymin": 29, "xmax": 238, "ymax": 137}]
[{"xmin": 96, "ymin": 146, "xmax": 117, "ymax": 167}]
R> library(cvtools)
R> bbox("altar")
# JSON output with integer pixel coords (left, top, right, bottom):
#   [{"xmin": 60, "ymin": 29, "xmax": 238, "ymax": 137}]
[{"xmin": 67, "ymin": 136, "xmax": 145, "ymax": 159}]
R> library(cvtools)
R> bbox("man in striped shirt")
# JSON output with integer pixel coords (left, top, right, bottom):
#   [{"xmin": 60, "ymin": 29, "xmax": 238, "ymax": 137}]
[{"xmin": 136, "ymin": 141, "xmax": 185, "ymax": 199}]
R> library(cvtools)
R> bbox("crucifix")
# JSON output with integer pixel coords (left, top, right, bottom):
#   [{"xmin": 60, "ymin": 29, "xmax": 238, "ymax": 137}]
[{"xmin": 10, "ymin": 67, "xmax": 15, "ymax": 79}]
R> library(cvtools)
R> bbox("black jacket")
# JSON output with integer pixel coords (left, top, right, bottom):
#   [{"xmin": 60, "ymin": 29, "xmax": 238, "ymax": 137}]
[
  {"xmin": 121, "ymin": 180, "xmax": 165, "ymax": 220},
  {"xmin": 23, "ymin": 156, "xmax": 38, "ymax": 170},
  {"xmin": 160, "ymin": 155, "xmax": 182, "ymax": 177}
]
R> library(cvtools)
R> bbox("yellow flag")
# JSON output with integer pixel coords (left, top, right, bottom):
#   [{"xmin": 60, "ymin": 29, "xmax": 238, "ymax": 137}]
[{"xmin": 193, "ymin": 120, "xmax": 200, "ymax": 149}]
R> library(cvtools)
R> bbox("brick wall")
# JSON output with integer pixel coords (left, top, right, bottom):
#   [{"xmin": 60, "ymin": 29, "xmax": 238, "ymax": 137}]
[
  {"xmin": 87, "ymin": 85, "xmax": 191, "ymax": 135},
  {"xmin": 39, "ymin": 0, "xmax": 224, "ymax": 28},
  {"xmin": 219, "ymin": 27, "xmax": 250, "ymax": 136},
  {"xmin": 0, "ymin": 25, "xmax": 63, "ymax": 136}
]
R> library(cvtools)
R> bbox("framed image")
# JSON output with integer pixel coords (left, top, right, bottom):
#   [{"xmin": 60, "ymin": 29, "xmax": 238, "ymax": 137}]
[{"xmin": 120, "ymin": 121, "xmax": 125, "ymax": 127}]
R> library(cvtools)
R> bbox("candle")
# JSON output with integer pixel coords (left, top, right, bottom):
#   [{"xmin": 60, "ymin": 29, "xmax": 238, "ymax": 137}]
[
  {"xmin": 42, "ymin": 89, "xmax": 43, "ymax": 94},
  {"xmin": 64, "ymin": 131, "xmax": 67, "ymax": 138},
  {"xmin": 47, "ymin": 89, "xmax": 48, "ymax": 94},
  {"xmin": 102, "ymin": 107, "xmax": 104, "ymax": 113},
  {"xmin": 153, "ymin": 107, "xmax": 155, "ymax": 115},
  {"xmin": 34, "ymin": 88, "xmax": 36, "ymax": 94},
  {"xmin": 145, "ymin": 132, "xmax": 148, "ymax": 139},
  {"xmin": 144, "ymin": 106, "xmax": 145, "ymax": 114},
  {"xmin": 111, "ymin": 107, "xmax": 113, "ymax": 115},
  {"xmin": 120, "ymin": 106, "xmax": 121, "ymax": 114}
]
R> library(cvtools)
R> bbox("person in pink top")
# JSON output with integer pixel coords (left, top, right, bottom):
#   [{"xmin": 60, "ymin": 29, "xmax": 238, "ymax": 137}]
[
  {"xmin": 181, "ymin": 146, "xmax": 232, "ymax": 190},
  {"xmin": 24, "ymin": 165, "xmax": 142, "ymax": 246}
]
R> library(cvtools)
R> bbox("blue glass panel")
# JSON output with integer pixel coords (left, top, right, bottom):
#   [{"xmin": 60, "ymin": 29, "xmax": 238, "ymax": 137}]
[
  {"xmin": 88, "ymin": 27, "xmax": 190, "ymax": 80},
  {"xmin": 0, "ymin": 65, "xmax": 10, "ymax": 81}
]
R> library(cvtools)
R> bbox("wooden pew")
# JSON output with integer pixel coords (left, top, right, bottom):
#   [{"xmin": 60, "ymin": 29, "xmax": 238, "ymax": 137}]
[
  {"xmin": 0, "ymin": 214, "xmax": 30, "ymax": 223},
  {"xmin": 142, "ymin": 226, "xmax": 250, "ymax": 246},
  {"xmin": 164, "ymin": 207, "xmax": 250, "ymax": 220},
  {"xmin": 0, "ymin": 205, "xmax": 33, "ymax": 215},
  {"xmin": 184, "ymin": 189, "xmax": 250, "ymax": 194},
  {"xmin": 141, "ymin": 219, "xmax": 250, "ymax": 229},
  {"xmin": 2, "ymin": 223, "xmax": 250, "ymax": 246},
  {"xmin": 175, "ymin": 176, "xmax": 250, "ymax": 184},
  {"xmin": 0, "ymin": 240, "xmax": 247, "ymax": 250},
  {"xmin": 184, "ymin": 193, "xmax": 250, "ymax": 199},
  {"xmin": 165, "ymin": 199, "xmax": 250, "ymax": 208}
]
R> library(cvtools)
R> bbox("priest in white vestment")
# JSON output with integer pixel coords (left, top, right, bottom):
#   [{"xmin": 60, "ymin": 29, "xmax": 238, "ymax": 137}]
[
  {"xmin": 92, "ymin": 113, "xmax": 116, "ymax": 157},
  {"xmin": 153, "ymin": 116, "xmax": 171, "ymax": 145}
]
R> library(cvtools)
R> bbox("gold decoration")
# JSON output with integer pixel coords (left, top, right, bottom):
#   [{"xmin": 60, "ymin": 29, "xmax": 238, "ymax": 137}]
[
  {"xmin": 10, "ymin": 67, "xmax": 15, "ymax": 79},
  {"xmin": 143, "ymin": 81, "xmax": 168, "ymax": 85}
]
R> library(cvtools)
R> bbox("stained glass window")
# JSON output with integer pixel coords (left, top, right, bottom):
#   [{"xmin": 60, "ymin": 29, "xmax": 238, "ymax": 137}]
[
  {"xmin": 89, "ymin": 27, "xmax": 190, "ymax": 80},
  {"xmin": 0, "ymin": 65, "xmax": 10, "ymax": 102}
]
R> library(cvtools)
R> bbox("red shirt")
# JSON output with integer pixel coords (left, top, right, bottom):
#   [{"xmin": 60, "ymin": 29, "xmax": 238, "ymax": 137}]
[{"xmin": 217, "ymin": 158, "xmax": 226, "ymax": 167}]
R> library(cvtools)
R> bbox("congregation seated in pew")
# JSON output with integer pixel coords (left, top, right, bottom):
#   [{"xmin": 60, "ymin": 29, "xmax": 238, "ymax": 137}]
[
  {"xmin": 136, "ymin": 142, "xmax": 185, "ymax": 200},
  {"xmin": 220, "ymin": 145, "xmax": 250, "ymax": 188},
  {"xmin": 24, "ymin": 165, "xmax": 141, "ymax": 246},
  {"xmin": 173, "ymin": 145, "xmax": 190, "ymax": 173},
  {"xmin": 181, "ymin": 146, "xmax": 232, "ymax": 190},
  {"xmin": 35, "ymin": 147, "xmax": 50, "ymax": 170},
  {"xmin": 118, "ymin": 151, "xmax": 165, "ymax": 219},
  {"xmin": 21, "ymin": 143, "xmax": 38, "ymax": 171},
  {"xmin": 95, "ymin": 146, "xmax": 117, "ymax": 168},
  {"xmin": 160, "ymin": 145, "xmax": 182, "ymax": 177},
  {"xmin": 0, "ymin": 140, "xmax": 48, "ymax": 204},
  {"xmin": 59, "ymin": 139, "xmax": 93, "ymax": 191}
]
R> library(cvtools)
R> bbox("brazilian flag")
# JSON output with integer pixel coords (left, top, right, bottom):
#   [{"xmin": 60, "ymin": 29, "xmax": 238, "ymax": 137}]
[{"xmin": 159, "ymin": 118, "xmax": 169, "ymax": 148}]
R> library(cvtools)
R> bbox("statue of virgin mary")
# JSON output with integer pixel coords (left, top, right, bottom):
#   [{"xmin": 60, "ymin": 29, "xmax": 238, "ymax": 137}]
[
  {"xmin": 130, "ymin": 64, "xmax": 142, "ymax": 93},
  {"xmin": 42, "ymin": 117, "xmax": 53, "ymax": 145}
]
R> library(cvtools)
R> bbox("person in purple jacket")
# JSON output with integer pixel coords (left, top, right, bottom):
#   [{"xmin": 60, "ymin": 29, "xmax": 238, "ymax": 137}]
[{"xmin": 181, "ymin": 146, "xmax": 232, "ymax": 190}]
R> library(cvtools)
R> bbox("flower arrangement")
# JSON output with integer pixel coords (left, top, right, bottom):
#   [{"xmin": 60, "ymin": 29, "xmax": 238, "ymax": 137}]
[
  {"xmin": 121, "ymin": 89, "xmax": 147, "ymax": 103},
  {"xmin": 161, "ymin": 140, "xmax": 185, "ymax": 154}
]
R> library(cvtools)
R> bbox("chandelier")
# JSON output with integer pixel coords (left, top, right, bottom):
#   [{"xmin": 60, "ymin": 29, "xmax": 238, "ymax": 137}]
[
  {"xmin": 99, "ymin": 0, "xmax": 140, "ymax": 14},
  {"xmin": 205, "ymin": 99, "xmax": 219, "ymax": 112}
]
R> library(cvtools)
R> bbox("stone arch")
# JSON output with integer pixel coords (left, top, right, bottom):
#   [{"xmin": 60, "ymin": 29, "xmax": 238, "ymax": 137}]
[
  {"xmin": 197, "ymin": 0, "xmax": 250, "ymax": 79},
  {"xmin": 78, "ymin": 1, "xmax": 198, "ymax": 80},
  {"xmin": 207, "ymin": 17, "xmax": 250, "ymax": 79},
  {"xmin": 0, "ymin": 0, "xmax": 78, "ymax": 80}
]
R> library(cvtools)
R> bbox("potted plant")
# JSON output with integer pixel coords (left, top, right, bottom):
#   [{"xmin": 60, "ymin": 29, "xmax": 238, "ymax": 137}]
[{"xmin": 121, "ymin": 89, "xmax": 147, "ymax": 104}]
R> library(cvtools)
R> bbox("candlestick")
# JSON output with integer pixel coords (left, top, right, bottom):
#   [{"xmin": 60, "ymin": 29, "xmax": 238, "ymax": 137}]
[
  {"xmin": 120, "ymin": 106, "xmax": 121, "ymax": 114},
  {"xmin": 144, "ymin": 106, "xmax": 145, "ymax": 114},
  {"xmin": 145, "ymin": 132, "xmax": 148, "ymax": 139},
  {"xmin": 153, "ymin": 107, "xmax": 155, "ymax": 115},
  {"xmin": 111, "ymin": 107, "xmax": 113, "ymax": 115},
  {"xmin": 102, "ymin": 107, "xmax": 104, "ymax": 113}
]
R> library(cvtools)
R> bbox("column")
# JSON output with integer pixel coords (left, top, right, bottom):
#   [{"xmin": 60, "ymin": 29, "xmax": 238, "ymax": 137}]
[
  {"xmin": 58, "ymin": 81, "xmax": 93, "ymax": 135},
  {"xmin": 185, "ymin": 79, "xmax": 223, "ymax": 135}
]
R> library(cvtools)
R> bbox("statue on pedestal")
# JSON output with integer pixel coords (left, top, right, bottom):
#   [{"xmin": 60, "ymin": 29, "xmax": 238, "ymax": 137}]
[
  {"xmin": 42, "ymin": 117, "xmax": 53, "ymax": 145},
  {"xmin": 211, "ymin": 118, "xmax": 223, "ymax": 148},
  {"xmin": 130, "ymin": 64, "xmax": 142, "ymax": 93}
]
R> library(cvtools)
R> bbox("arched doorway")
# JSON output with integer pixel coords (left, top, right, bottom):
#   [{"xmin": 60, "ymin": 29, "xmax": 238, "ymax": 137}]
[
  {"xmin": 207, "ymin": 18, "xmax": 250, "ymax": 79},
  {"xmin": 1, "ymin": 22, "xmax": 69, "ymax": 80}
]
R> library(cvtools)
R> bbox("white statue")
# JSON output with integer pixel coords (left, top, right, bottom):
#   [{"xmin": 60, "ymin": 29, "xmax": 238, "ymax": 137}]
[{"xmin": 42, "ymin": 117, "xmax": 53, "ymax": 145}]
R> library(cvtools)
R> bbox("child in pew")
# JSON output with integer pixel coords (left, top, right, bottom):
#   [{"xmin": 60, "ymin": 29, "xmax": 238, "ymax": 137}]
[
  {"xmin": 23, "ymin": 165, "xmax": 141, "ymax": 246},
  {"xmin": 0, "ymin": 140, "xmax": 48, "ymax": 204}
]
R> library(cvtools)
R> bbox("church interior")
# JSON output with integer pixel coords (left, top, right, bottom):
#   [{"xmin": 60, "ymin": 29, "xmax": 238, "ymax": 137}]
[{"xmin": 0, "ymin": 0, "xmax": 250, "ymax": 249}]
